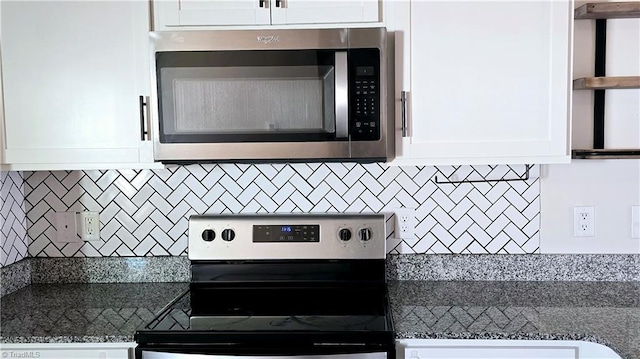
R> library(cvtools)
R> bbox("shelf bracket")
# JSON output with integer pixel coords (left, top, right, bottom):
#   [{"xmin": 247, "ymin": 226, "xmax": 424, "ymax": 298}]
[{"xmin": 593, "ymin": 18, "xmax": 607, "ymax": 149}]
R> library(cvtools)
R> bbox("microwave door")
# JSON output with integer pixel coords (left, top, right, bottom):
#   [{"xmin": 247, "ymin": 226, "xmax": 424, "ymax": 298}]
[{"xmin": 335, "ymin": 51, "xmax": 349, "ymax": 140}]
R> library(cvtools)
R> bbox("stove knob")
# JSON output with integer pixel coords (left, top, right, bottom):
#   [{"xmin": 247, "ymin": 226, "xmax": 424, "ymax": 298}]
[
  {"xmin": 339, "ymin": 228, "xmax": 352, "ymax": 242},
  {"xmin": 201, "ymin": 229, "xmax": 215, "ymax": 242},
  {"xmin": 358, "ymin": 228, "xmax": 372, "ymax": 242},
  {"xmin": 222, "ymin": 228, "xmax": 236, "ymax": 242}
]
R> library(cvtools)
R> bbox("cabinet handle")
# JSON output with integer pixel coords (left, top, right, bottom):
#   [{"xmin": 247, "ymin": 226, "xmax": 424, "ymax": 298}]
[
  {"xmin": 259, "ymin": 0, "xmax": 267, "ymax": 8},
  {"xmin": 401, "ymin": 91, "xmax": 408, "ymax": 137},
  {"xmin": 276, "ymin": 0, "xmax": 283, "ymax": 7},
  {"xmin": 139, "ymin": 95, "xmax": 149, "ymax": 141}
]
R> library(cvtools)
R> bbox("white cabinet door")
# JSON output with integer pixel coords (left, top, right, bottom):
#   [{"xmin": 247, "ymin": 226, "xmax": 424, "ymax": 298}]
[
  {"xmin": 397, "ymin": 339, "xmax": 622, "ymax": 359},
  {"xmin": 154, "ymin": 0, "xmax": 378, "ymax": 28},
  {"xmin": 406, "ymin": 346, "xmax": 576, "ymax": 359},
  {"xmin": 156, "ymin": 0, "xmax": 271, "ymax": 27},
  {"xmin": 1, "ymin": 1, "xmax": 160, "ymax": 170},
  {"xmin": 393, "ymin": 1, "xmax": 573, "ymax": 166},
  {"xmin": 270, "ymin": 0, "xmax": 378, "ymax": 25}
]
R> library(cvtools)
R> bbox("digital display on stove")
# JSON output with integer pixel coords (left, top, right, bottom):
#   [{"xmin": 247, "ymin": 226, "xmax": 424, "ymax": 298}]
[{"xmin": 253, "ymin": 225, "xmax": 320, "ymax": 242}]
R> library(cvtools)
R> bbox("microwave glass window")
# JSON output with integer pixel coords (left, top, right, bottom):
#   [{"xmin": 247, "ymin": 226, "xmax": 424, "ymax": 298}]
[
  {"xmin": 156, "ymin": 50, "xmax": 340, "ymax": 143},
  {"xmin": 162, "ymin": 66, "xmax": 335, "ymax": 135}
]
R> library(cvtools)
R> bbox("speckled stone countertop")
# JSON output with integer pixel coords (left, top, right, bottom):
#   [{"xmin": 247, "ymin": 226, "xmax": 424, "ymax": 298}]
[
  {"xmin": 0, "ymin": 282, "xmax": 187, "ymax": 343},
  {"xmin": 1, "ymin": 281, "xmax": 639, "ymax": 359},
  {"xmin": 390, "ymin": 281, "xmax": 640, "ymax": 359}
]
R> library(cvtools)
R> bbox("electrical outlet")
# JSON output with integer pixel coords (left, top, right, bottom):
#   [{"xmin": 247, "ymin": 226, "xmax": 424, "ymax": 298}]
[
  {"xmin": 394, "ymin": 208, "xmax": 415, "ymax": 239},
  {"xmin": 78, "ymin": 211, "xmax": 100, "ymax": 241},
  {"xmin": 573, "ymin": 206, "xmax": 595, "ymax": 237},
  {"xmin": 55, "ymin": 212, "xmax": 78, "ymax": 243}
]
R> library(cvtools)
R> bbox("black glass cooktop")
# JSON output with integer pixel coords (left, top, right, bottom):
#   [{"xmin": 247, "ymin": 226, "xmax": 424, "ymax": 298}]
[
  {"xmin": 143, "ymin": 285, "xmax": 390, "ymax": 330},
  {"xmin": 136, "ymin": 258, "xmax": 394, "ymax": 356}
]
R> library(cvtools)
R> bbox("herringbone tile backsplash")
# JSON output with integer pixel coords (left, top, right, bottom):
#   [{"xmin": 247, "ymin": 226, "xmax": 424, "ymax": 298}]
[
  {"xmin": 23, "ymin": 163, "xmax": 540, "ymax": 257},
  {"xmin": 1, "ymin": 171, "xmax": 28, "ymax": 267}
]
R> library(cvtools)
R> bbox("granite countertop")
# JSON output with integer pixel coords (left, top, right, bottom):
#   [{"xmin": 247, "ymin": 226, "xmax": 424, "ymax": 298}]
[
  {"xmin": 390, "ymin": 281, "xmax": 640, "ymax": 359},
  {"xmin": 1, "ymin": 281, "xmax": 639, "ymax": 359},
  {"xmin": 0, "ymin": 282, "xmax": 188, "ymax": 343}
]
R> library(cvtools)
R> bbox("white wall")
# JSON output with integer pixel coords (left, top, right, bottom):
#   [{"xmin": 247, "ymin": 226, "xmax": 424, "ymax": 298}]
[{"xmin": 540, "ymin": 0, "xmax": 640, "ymax": 253}]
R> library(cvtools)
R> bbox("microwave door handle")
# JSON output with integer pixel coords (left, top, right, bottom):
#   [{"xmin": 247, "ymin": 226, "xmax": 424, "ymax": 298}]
[{"xmin": 335, "ymin": 51, "xmax": 349, "ymax": 139}]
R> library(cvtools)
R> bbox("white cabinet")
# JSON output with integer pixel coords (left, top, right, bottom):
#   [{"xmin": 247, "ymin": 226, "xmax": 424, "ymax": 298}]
[
  {"xmin": 406, "ymin": 346, "xmax": 576, "ymax": 359},
  {"xmin": 154, "ymin": 0, "xmax": 379, "ymax": 29},
  {"xmin": 0, "ymin": 1, "xmax": 162, "ymax": 171},
  {"xmin": 391, "ymin": 1, "xmax": 573, "ymax": 166},
  {"xmin": 0, "ymin": 342, "xmax": 134, "ymax": 359},
  {"xmin": 397, "ymin": 339, "xmax": 622, "ymax": 359}
]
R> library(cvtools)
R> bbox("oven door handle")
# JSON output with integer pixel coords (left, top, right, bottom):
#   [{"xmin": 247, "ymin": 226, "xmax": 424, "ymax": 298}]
[{"xmin": 335, "ymin": 51, "xmax": 349, "ymax": 140}]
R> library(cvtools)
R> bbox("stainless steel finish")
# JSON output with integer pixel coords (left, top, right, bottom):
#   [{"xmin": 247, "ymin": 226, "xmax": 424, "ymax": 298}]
[
  {"xmin": 334, "ymin": 51, "xmax": 349, "ymax": 139},
  {"xmin": 146, "ymin": 95, "xmax": 153, "ymax": 144},
  {"xmin": 142, "ymin": 351, "xmax": 387, "ymax": 359},
  {"xmin": 150, "ymin": 28, "xmax": 349, "ymax": 52},
  {"xmin": 401, "ymin": 91, "xmax": 408, "ymax": 138},
  {"xmin": 154, "ymin": 141, "xmax": 354, "ymax": 161},
  {"xmin": 150, "ymin": 27, "xmax": 390, "ymax": 162},
  {"xmin": 346, "ymin": 28, "xmax": 390, "ymax": 160},
  {"xmin": 188, "ymin": 214, "xmax": 386, "ymax": 260}
]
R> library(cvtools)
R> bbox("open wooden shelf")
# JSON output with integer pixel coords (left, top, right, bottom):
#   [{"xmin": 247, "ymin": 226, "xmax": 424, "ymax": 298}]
[
  {"xmin": 573, "ymin": 2, "xmax": 640, "ymax": 159},
  {"xmin": 573, "ymin": 76, "xmax": 640, "ymax": 90},
  {"xmin": 575, "ymin": 2, "xmax": 640, "ymax": 19},
  {"xmin": 572, "ymin": 149, "xmax": 640, "ymax": 159}
]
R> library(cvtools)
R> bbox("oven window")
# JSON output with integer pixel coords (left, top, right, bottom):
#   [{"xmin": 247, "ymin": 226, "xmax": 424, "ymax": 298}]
[{"xmin": 156, "ymin": 50, "xmax": 339, "ymax": 143}]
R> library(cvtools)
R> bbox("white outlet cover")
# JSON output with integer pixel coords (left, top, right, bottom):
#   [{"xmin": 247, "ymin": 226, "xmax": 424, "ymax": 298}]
[
  {"xmin": 394, "ymin": 207, "xmax": 415, "ymax": 239},
  {"xmin": 55, "ymin": 212, "xmax": 78, "ymax": 243},
  {"xmin": 573, "ymin": 206, "xmax": 595, "ymax": 237},
  {"xmin": 78, "ymin": 211, "xmax": 100, "ymax": 241}
]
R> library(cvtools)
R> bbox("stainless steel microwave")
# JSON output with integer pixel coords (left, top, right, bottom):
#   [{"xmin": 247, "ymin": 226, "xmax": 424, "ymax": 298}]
[{"xmin": 149, "ymin": 27, "xmax": 392, "ymax": 163}]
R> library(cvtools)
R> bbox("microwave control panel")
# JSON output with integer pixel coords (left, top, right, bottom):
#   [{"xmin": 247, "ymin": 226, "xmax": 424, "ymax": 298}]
[{"xmin": 350, "ymin": 49, "xmax": 380, "ymax": 141}]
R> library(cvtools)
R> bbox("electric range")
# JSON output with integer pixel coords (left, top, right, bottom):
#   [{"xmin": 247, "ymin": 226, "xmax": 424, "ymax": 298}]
[{"xmin": 134, "ymin": 214, "xmax": 395, "ymax": 359}]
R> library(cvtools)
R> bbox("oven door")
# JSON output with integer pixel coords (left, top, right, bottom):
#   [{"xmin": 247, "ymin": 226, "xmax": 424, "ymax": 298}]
[{"xmin": 140, "ymin": 352, "xmax": 388, "ymax": 359}]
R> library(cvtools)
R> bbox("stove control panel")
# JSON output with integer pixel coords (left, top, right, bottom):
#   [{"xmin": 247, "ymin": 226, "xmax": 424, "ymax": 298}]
[
  {"xmin": 189, "ymin": 214, "xmax": 385, "ymax": 260},
  {"xmin": 253, "ymin": 225, "xmax": 320, "ymax": 243}
]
